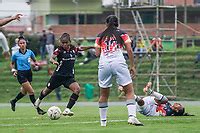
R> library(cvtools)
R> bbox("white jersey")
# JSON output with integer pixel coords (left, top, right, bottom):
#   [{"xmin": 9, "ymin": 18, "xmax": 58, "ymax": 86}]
[
  {"xmin": 136, "ymin": 96, "xmax": 161, "ymax": 116},
  {"xmin": 0, "ymin": 32, "xmax": 9, "ymax": 52},
  {"xmin": 99, "ymin": 49, "xmax": 125, "ymax": 65},
  {"xmin": 95, "ymin": 30, "xmax": 131, "ymax": 65},
  {"xmin": 95, "ymin": 29, "xmax": 132, "ymax": 88}
]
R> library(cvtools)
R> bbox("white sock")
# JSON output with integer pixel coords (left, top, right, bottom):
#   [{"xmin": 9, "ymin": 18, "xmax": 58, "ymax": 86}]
[
  {"xmin": 151, "ymin": 91, "xmax": 168, "ymax": 102},
  {"xmin": 127, "ymin": 104, "xmax": 136, "ymax": 117},
  {"xmin": 126, "ymin": 99, "xmax": 136, "ymax": 117},
  {"xmin": 99, "ymin": 107, "xmax": 107, "ymax": 121},
  {"xmin": 99, "ymin": 107, "xmax": 107, "ymax": 126},
  {"xmin": 99, "ymin": 102, "xmax": 108, "ymax": 126}
]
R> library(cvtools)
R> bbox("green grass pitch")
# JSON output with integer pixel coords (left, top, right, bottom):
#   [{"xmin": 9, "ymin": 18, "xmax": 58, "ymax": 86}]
[{"xmin": 0, "ymin": 104, "xmax": 199, "ymax": 133}]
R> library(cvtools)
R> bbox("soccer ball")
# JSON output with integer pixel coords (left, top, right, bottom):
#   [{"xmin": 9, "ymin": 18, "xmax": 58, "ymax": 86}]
[{"xmin": 47, "ymin": 106, "xmax": 62, "ymax": 120}]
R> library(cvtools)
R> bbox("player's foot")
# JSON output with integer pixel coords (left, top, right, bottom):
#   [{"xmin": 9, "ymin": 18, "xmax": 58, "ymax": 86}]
[
  {"xmin": 79, "ymin": 62, "xmax": 84, "ymax": 66},
  {"xmin": 62, "ymin": 108, "xmax": 74, "ymax": 116},
  {"xmin": 128, "ymin": 116, "xmax": 144, "ymax": 126},
  {"xmin": 143, "ymin": 82, "xmax": 152, "ymax": 94},
  {"xmin": 36, "ymin": 107, "xmax": 46, "ymax": 115},
  {"xmin": 100, "ymin": 120, "xmax": 107, "ymax": 127},
  {"xmin": 34, "ymin": 98, "xmax": 41, "ymax": 108},
  {"xmin": 10, "ymin": 100, "xmax": 16, "ymax": 112},
  {"xmin": 134, "ymin": 95, "xmax": 142, "ymax": 102}
]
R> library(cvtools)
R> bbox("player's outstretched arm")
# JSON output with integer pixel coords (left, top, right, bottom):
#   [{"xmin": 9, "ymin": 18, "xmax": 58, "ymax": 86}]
[
  {"xmin": 50, "ymin": 54, "xmax": 59, "ymax": 65},
  {"xmin": 0, "ymin": 14, "xmax": 22, "ymax": 27},
  {"xmin": 79, "ymin": 46, "xmax": 95, "ymax": 51}
]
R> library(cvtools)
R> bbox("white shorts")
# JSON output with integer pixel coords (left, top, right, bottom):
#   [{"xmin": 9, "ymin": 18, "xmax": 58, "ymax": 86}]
[
  {"xmin": 98, "ymin": 61, "xmax": 132, "ymax": 88},
  {"xmin": 137, "ymin": 96, "xmax": 159, "ymax": 116}
]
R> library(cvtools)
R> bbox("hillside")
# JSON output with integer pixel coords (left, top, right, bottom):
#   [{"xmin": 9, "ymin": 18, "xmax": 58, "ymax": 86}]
[{"xmin": 0, "ymin": 47, "xmax": 200, "ymax": 102}]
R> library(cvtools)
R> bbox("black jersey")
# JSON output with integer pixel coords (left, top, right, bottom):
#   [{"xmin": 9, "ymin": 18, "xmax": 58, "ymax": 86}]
[
  {"xmin": 53, "ymin": 45, "xmax": 79, "ymax": 77},
  {"xmin": 163, "ymin": 102, "xmax": 174, "ymax": 116}
]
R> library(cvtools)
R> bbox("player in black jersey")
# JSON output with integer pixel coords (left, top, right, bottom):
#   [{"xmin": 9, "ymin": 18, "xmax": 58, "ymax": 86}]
[{"xmin": 34, "ymin": 33, "xmax": 94, "ymax": 116}]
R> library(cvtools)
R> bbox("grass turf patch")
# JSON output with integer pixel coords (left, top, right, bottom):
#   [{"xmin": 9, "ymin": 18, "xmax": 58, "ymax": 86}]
[{"xmin": 0, "ymin": 104, "xmax": 199, "ymax": 133}]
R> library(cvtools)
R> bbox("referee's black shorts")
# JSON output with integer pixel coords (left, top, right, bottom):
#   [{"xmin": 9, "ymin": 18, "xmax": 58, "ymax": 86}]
[
  {"xmin": 46, "ymin": 74, "xmax": 76, "ymax": 90},
  {"xmin": 17, "ymin": 69, "xmax": 32, "ymax": 84}
]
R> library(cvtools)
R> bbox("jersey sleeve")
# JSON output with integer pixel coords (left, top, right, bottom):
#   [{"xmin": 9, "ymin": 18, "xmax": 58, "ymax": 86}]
[
  {"xmin": 95, "ymin": 37, "xmax": 101, "ymax": 48},
  {"xmin": 74, "ymin": 47, "xmax": 80, "ymax": 53},
  {"xmin": 53, "ymin": 47, "xmax": 61, "ymax": 56},
  {"xmin": 30, "ymin": 50, "xmax": 36, "ymax": 60},
  {"xmin": 11, "ymin": 54, "xmax": 16, "ymax": 62},
  {"xmin": 121, "ymin": 33, "xmax": 131, "ymax": 44}
]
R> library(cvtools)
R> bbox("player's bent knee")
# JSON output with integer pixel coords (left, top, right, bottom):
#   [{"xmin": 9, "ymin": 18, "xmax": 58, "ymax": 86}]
[
  {"xmin": 27, "ymin": 91, "xmax": 34, "ymax": 95},
  {"xmin": 137, "ymin": 99, "xmax": 145, "ymax": 106},
  {"xmin": 74, "ymin": 87, "xmax": 81, "ymax": 94}
]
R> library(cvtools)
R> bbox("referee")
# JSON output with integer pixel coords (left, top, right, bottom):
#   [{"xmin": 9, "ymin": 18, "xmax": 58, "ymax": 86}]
[{"xmin": 10, "ymin": 36, "xmax": 46, "ymax": 115}]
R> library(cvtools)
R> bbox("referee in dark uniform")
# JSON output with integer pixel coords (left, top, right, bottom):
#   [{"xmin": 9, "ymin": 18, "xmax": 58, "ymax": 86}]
[
  {"xmin": 35, "ymin": 33, "xmax": 94, "ymax": 116},
  {"xmin": 10, "ymin": 36, "xmax": 46, "ymax": 115}
]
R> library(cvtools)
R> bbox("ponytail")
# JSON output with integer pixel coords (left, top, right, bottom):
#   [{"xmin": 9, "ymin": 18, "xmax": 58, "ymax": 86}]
[{"xmin": 99, "ymin": 15, "xmax": 124, "ymax": 45}]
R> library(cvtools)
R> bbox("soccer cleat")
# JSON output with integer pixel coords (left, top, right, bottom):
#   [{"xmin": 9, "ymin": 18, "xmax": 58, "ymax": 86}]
[
  {"xmin": 34, "ymin": 98, "xmax": 41, "ymax": 108},
  {"xmin": 10, "ymin": 100, "xmax": 16, "ymax": 112},
  {"xmin": 78, "ymin": 62, "xmax": 84, "ymax": 66},
  {"xmin": 143, "ymin": 82, "xmax": 152, "ymax": 94},
  {"xmin": 100, "ymin": 120, "xmax": 107, "ymax": 127},
  {"xmin": 128, "ymin": 116, "xmax": 144, "ymax": 126},
  {"xmin": 62, "ymin": 108, "xmax": 74, "ymax": 116},
  {"xmin": 37, "ymin": 107, "xmax": 46, "ymax": 115}
]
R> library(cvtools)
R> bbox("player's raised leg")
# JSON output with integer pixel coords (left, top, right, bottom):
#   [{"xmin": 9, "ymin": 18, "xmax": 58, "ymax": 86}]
[{"xmin": 143, "ymin": 82, "xmax": 168, "ymax": 103}]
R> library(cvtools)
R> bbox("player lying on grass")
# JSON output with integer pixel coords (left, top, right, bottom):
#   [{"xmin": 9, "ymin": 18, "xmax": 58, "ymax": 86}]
[{"xmin": 135, "ymin": 82, "xmax": 193, "ymax": 116}]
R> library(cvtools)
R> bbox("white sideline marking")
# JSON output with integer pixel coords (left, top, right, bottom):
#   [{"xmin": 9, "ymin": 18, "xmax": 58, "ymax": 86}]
[{"xmin": 0, "ymin": 117, "xmax": 199, "ymax": 127}]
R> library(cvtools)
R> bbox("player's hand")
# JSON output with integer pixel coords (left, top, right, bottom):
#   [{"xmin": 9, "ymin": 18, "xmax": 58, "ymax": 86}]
[
  {"xmin": 130, "ymin": 66, "xmax": 136, "ymax": 79},
  {"xmin": 2, "ymin": 51, "xmax": 10, "ymax": 60},
  {"xmin": 34, "ymin": 62, "xmax": 40, "ymax": 66},
  {"xmin": 13, "ymin": 71, "xmax": 18, "ymax": 77},
  {"xmin": 53, "ymin": 61, "xmax": 59, "ymax": 66},
  {"xmin": 12, "ymin": 14, "xmax": 23, "ymax": 21},
  {"xmin": 11, "ymin": 68, "xmax": 17, "ymax": 77}
]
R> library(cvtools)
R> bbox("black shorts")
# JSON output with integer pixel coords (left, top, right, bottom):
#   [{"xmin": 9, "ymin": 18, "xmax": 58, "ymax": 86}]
[
  {"xmin": 47, "ymin": 74, "xmax": 76, "ymax": 90},
  {"xmin": 17, "ymin": 69, "xmax": 32, "ymax": 84}
]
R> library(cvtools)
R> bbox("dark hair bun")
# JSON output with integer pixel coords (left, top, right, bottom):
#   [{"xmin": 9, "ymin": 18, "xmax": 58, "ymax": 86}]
[{"xmin": 106, "ymin": 15, "xmax": 119, "ymax": 27}]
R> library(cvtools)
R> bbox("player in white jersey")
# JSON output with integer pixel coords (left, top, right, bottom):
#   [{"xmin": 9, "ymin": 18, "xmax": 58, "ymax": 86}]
[
  {"xmin": 0, "ymin": 14, "xmax": 22, "ymax": 59},
  {"xmin": 95, "ymin": 15, "xmax": 143, "ymax": 126},
  {"xmin": 136, "ymin": 82, "xmax": 186, "ymax": 116}
]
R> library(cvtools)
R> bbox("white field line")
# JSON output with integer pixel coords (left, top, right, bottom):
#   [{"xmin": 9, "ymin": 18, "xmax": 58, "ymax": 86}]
[
  {"xmin": 0, "ymin": 117, "xmax": 199, "ymax": 127},
  {"xmin": 1, "ymin": 101, "xmax": 200, "ymax": 107}
]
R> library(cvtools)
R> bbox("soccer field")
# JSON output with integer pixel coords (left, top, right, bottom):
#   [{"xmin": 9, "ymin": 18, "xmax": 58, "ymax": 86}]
[{"xmin": 0, "ymin": 103, "xmax": 199, "ymax": 133}]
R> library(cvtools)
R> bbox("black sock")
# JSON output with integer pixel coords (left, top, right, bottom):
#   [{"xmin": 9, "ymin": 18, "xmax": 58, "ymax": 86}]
[
  {"xmin": 29, "ymin": 94, "xmax": 44, "ymax": 112},
  {"xmin": 12, "ymin": 92, "xmax": 25, "ymax": 103},
  {"xmin": 29, "ymin": 94, "xmax": 36, "ymax": 105},
  {"xmin": 67, "ymin": 93, "xmax": 79, "ymax": 109},
  {"xmin": 39, "ymin": 90, "xmax": 46, "ymax": 100}
]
